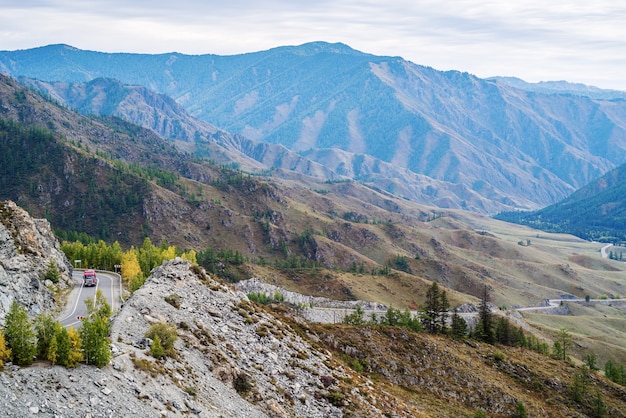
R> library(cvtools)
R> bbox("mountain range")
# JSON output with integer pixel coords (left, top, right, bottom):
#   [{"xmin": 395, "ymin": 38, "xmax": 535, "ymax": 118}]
[
  {"xmin": 2, "ymin": 43, "xmax": 626, "ymax": 415},
  {"xmin": 3, "ymin": 43, "xmax": 626, "ymax": 214}
]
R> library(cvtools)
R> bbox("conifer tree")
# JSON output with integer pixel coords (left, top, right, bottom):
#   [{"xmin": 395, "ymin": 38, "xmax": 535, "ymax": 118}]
[
  {"xmin": 450, "ymin": 307, "xmax": 468, "ymax": 339},
  {"xmin": 4, "ymin": 301, "xmax": 36, "ymax": 365},
  {"xmin": 161, "ymin": 245, "xmax": 177, "ymax": 261},
  {"xmin": 182, "ymin": 249, "xmax": 197, "ymax": 264},
  {"xmin": 51, "ymin": 326, "xmax": 70, "ymax": 366},
  {"xmin": 35, "ymin": 313, "xmax": 60, "ymax": 360},
  {"xmin": 477, "ymin": 286, "xmax": 495, "ymax": 344},
  {"xmin": 47, "ymin": 333, "xmax": 58, "ymax": 365},
  {"xmin": 422, "ymin": 282, "xmax": 441, "ymax": 333},
  {"xmin": 43, "ymin": 259, "xmax": 60, "ymax": 283},
  {"xmin": 438, "ymin": 290, "xmax": 450, "ymax": 334},
  {"xmin": 555, "ymin": 328, "xmax": 573, "ymax": 361},
  {"xmin": 80, "ymin": 290, "xmax": 111, "ymax": 368}
]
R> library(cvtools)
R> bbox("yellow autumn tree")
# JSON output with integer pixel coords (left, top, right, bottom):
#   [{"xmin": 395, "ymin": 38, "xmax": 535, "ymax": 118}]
[
  {"xmin": 66, "ymin": 326, "xmax": 84, "ymax": 368},
  {"xmin": 0, "ymin": 328, "xmax": 11, "ymax": 370},
  {"xmin": 121, "ymin": 248, "xmax": 141, "ymax": 281},
  {"xmin": 181, "ymin": 249, "xmax": 197, "ymax": 265},
  {"xmin": 160, "ymin": 245, "xmax": 177, "ymax": 261},
  {"xmin": 121, "ymin": 248, "xmax": 145, "ymax": 293}
]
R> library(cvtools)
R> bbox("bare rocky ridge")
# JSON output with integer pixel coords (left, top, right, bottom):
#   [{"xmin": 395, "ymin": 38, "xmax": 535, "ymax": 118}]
[{"xmin": 0, "ymin": 200, "xmax": 72, "ymax": 325}]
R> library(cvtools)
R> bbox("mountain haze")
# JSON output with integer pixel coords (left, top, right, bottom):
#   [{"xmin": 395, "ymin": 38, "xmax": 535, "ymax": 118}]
[
  {"xmin": 3, "ymin": 43, "xmax": 626, "ymax": 213},
  {"xmin": 17, "ymin": 76, "xmax": 502, "ymax": 212}
]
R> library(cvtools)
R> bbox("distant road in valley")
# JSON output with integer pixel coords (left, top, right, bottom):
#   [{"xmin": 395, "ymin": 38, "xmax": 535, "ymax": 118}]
[{"xmin": 58, "ymin": 270, "xmax": 122, "ymax": 328}]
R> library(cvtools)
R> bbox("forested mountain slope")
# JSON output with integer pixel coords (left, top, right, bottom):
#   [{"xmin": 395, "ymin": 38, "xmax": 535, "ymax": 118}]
[
  {"xmin": 3, "ymin": 43, "xmax": 626, "ymax": 213},
  {"xmin": 495, "ymin": 162, "xmax": 626, "ymax": 241}
]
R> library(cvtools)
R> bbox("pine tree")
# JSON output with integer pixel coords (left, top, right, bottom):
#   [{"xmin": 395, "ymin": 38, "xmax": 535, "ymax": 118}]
[
  {"xmin": 450, "ymin": 307, "xmax": 468, "ymax": 339},
  {"xmin": 570, "ymin": 365, "xmax": 591, "ymax": 404},
  {"xmin": 35, "ymin": 313, "xmax": 60, "ymax": 360},
  {"xmin": 53, "ymin": 326, "xmax": 70, "ymax": 367},
  {"xmin": 43, "ymin": 259, "xmax": 61, "ymax": 283},
  {"xmin": 343, "ymin": 305, "xmax": 365, "ymax": 325},
  {"xmin": 80, "ymin": 290, "xmax": 111, "ymax": 368},
  {"xmin": 438, "ymin": 290, "xmax": 449, "ymax": 334},
  {"xmin": 422, "ymin": 282, "xmax": 441, "ymax": 333},
  {"xmin": 495, "ymin": 317, "xmax": 512, "ymax": 345},
  {"xmin": 181, "ymin": 249, "xmax": 197, "ymax": 264},
  {"xmin": 513, "ymin": 401, "xmax": 528, "ymax": 418},
  {"xmin": 160, "ymin": 245, "xmax": 177, "ymax": 261},
  {"xmin": 592, "ymin": 388, "xmax": 607, "ymax": 418},
  {"xmin": 555, "ymin": 328, "xmax": 573, "ymax": 361},
  {"xmin": 4, "ymin": 301, "xmax": 36, "ymax": 365},
  {"xmin": 477, "ymin": 286, "xmax": 495, "ymax": 344}
]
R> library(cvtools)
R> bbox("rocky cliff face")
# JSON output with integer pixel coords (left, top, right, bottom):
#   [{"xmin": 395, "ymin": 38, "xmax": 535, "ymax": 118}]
[{"xmin": 0, "ymin": 200, "xmax": 72, "ymax": 324}]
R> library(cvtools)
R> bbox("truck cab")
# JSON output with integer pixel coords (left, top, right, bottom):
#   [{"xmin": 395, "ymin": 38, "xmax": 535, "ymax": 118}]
[{"xmin": 83, "ymin": 269, "xmax": 98, "ymax": 287}]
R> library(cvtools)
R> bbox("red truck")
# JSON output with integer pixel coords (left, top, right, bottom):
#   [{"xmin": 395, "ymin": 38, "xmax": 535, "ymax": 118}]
[{"xmin": 83, "ymin": 269, "xmax": 98, "ymax": 287}]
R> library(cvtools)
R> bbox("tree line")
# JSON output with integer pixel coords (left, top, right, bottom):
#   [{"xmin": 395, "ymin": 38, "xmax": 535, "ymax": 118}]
[
  {"xmin": 0, "ymin": 290, "xmax": 111, "ymax": 369},
  {"xmin": 61, "ymin": 237, "xmax": 197, "ymax": 293}
]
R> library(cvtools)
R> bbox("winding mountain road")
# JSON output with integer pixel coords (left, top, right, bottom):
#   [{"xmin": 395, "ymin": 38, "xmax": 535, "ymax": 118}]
[{"xmin": 57, "ymin": 270, "xmax": 122, "ymax": 328}]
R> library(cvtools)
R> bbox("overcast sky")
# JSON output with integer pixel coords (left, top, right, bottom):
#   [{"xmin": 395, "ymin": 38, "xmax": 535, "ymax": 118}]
[{"xmin": 2, "ymin": 1, "xmax": 625, "ymax": 90}]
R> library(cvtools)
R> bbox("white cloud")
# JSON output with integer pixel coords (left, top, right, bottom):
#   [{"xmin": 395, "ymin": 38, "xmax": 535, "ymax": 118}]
[{"xmin": 1, "ymin": 0, "xmax": 625, "ymax": 89}]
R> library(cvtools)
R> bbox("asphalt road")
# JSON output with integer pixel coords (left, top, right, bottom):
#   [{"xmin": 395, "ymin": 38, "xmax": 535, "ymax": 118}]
[{"xmin": 58, "ymin": 269, "xmax": 122, "ymax": 329}]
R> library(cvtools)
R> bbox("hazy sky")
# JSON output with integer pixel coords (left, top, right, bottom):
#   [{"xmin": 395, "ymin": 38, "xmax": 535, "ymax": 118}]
[{"xmin": 2, "ymin": 1, "xmax": 625, "ymax": 90}]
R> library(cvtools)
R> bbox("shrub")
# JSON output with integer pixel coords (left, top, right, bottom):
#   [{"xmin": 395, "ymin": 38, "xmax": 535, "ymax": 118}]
[
  {"xmin": 183, "ymin": 386, "xmax": 197, "ymax": 397},
  {"xmin": 233, "ymin": 372, "xmax": 253, "ymax": 394},
  {"xmin": 164, "ymin": 293, "xmax": 182, "ymax": 309},
  {"xmin": 513, "ymin": 401, "xmax": 528, "ymax": 418},
  {"xmin": 326, "ymin": 391, "xmax": 344, "ymax": 407},
  {"xmin": 145, "ymin": 322, "xmax": 178, "ymax": 357},
  {"xmin": 493, "ymin": 350, "xmax": 506, "ymax": 362},
  {"xmin": 43, "ymin": 260, "xmax": 61, "ymax": 283},
  {"xmin": 150, "ymin": 334, "xmax": 165, "ymax": 359}
]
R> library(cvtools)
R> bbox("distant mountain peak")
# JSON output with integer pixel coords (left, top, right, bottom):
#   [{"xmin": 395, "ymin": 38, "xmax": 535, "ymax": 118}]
[{"xmin": 267, "ymin": 41, "xmax": 370, "ymax": 57}]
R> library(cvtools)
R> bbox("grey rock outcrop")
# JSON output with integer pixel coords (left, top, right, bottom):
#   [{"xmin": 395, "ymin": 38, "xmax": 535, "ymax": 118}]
[
  {"xmin": 108, "ymin": 258, "xmax": 363, "ymax": 417},
  {"xmin": 0, "ymin": 200, "xmax": 72, "ymax": 324}
]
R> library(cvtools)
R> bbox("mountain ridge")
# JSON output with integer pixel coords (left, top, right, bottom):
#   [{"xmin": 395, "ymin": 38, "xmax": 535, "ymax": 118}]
[
  {"xmin": 495, "ymin": 161, "xmax": 626, "ymax": 241},
  {"xmin": 3, "ymin": 43, "xmax": 626, "ymax": 213}
]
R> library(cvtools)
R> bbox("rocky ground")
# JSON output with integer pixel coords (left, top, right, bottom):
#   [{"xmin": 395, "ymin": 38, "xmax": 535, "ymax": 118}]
[{"xmin": 0, "ymin": 258, "xmax": 386, "ymax": 417}]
